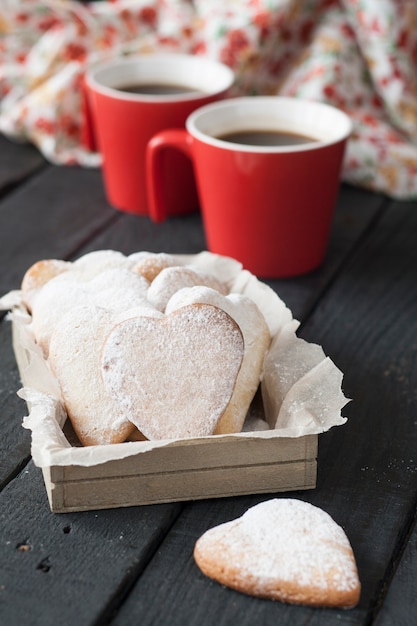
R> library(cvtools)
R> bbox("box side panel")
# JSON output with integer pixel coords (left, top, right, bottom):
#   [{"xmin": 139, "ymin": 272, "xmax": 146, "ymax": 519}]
[
  {"xmin": 47, "ymin": 459, "xmax": 317, "ymax": 513},
  {"xmin": 49, "ymin": 434, "xmax": 318, "ymax": 483}
]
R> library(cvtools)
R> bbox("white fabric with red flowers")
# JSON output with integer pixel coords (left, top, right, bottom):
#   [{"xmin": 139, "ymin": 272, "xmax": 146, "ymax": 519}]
[{"xmin": 1, "ymin": 0, "xmax": 416, "ymax": 199}]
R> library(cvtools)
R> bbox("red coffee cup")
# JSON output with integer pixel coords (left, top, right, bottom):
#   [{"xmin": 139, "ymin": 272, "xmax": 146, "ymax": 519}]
[
  {"xmin": 146, "ymin": 96, "xmax": 352, "ymax": 277},
  {"xmin": 84, "ymin": 54, "xmax": 234, "ymax": 216}
]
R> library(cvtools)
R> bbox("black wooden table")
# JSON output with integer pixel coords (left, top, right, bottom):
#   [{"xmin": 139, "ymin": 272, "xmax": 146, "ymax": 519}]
[{"xmin": 1, "ymin": 133, "xmax": 417, "ymax": 625}]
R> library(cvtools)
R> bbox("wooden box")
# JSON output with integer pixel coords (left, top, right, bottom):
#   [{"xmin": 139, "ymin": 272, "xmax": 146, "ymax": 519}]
[
  {"xmin": 3, "ymin": 252, "xmax": 349, "ymax": 513},
  {"xmin": 12, "ymin": 307, "xmax": 318, "ymax": 513},
  {"xmin": 42, "ymin": 434, "xmax": 318, "ymax": 513}
]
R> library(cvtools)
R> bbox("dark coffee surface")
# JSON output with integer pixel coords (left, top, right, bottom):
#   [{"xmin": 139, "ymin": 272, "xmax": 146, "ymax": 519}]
[
  {"xmin": 216, "ymin": 129, "xmax": 318, "ymax": 146},
  {"xmin": 116, "ymin": 83, "xmax": 200, "ymax": 95}
]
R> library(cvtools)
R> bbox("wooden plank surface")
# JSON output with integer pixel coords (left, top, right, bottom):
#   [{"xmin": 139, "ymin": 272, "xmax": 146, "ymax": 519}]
[
  {"xmin": 374, "ymin": 514, "xmax": 417, "ymax": 625},
  {"xmin": 0, "ymin": 462, "xmax": 184, "ymax": 626},
  {"xmin": 0, "ymin": 164, "xmax": 117, "ymax": 296},
  {"xmin": 1, "ymin": 140, "xmax": 415, "ymax": 626},
  {"xmin": 0, "ymin": 136, "xmax": 46, "ymax": 196},
  {"xmin": 0, "ymin": 320, "xmax": 31, "ymax": 488}
]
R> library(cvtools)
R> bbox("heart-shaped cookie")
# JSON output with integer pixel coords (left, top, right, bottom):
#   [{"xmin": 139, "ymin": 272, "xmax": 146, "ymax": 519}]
[
  {"xmin": 130, "ymin": 252, "xmax": 176, "ymax": 282},
  {"xmin": 166, "ymin": 286, "xmax": 271, "ymax": 434},
  {"xmin": 21, "ymin": 258, "xmax": 71, "ymax": 312},
  {"xmin": 194, "ymin": 499, "xmax": 361, "ymax": 608},
  {"xmin": 101, "ymin": 304, "xmax": 244, "ymax": 440},
  {"xmin": 146, "ymin": 266, "xmax": 228, "ymax": 312},
  {"xmin": 31, "ymin": 267, "xmax": 150, "ymax": 356},
  {"xmin": 48, "ymin": 304, "xmax": 162, "ymax": 446}
]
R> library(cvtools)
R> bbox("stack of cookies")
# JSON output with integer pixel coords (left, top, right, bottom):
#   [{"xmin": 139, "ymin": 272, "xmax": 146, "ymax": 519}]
[{"xmin": 21, "ymin": 250, "xmax": 271, "ymax": 446}]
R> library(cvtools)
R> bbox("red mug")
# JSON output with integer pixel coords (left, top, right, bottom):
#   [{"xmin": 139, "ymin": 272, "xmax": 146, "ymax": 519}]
[
  {"xmin": 146, "ymin": 96, "xmax": 352, "ymax": 278},
  {"xmin": 84, "ymin": 54, "xmax": 234, "ymax": 216}
]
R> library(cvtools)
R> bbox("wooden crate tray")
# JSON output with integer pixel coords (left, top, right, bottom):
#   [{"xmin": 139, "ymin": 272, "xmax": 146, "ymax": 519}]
[
  {"xmin": 42, "ymin": 433, "xmax": 317, "ymax": 512},
  {"xmin": 3, "ymin": 251, "xmax": 350, "ymax": 513}
]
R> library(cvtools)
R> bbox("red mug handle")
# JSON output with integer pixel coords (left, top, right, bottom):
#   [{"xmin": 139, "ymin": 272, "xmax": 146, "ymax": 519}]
[{"xmin": 146, "ymin": 129, "xmax": 194, "ymax": 223}]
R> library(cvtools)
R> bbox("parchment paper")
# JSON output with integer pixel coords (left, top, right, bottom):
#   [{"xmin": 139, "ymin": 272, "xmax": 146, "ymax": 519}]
[{"xmin": 0, "ymin": 251, "xmax": 349, "ymax": 468}]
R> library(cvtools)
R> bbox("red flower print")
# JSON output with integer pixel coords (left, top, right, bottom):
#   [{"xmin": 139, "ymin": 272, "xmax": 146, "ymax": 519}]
[
  {"xmin": 0, "ymin": 84, "xmax": 12, "ymax": 97},
  {"xmin": 371, "ymin": 93, "xmax": 383, "ymax": 109},
  {"xmin": 361, "ymin": 114, "xmax": 380, "ymax": 128},
  {"xmin": 157, "ymin": 36, "xmax": 180, "ymax": 48},
  {"xmin": 397, "ymin": 29, "xmax": 408, "ymax": 50},
  {"xmin": 341, "ymin": 22, "xmax": 355, "ymax": 39},
  {"xmin": 229, "ymin": 29, "xmax": 251, "ymax": 51},
  {"xmin": 323, "ymin": 84, "xmax": 336, "ymax": 99},
  {"xmin": 139, "ymin": 7, "xmax": 158, "ymax": 28},
  {"xmin": 220, "ymin": 29, "xmax": 251, "ymax": 67},
  {"xmin": 16, "ymin": 52, "xmax": 27, "ymax": 64},
  {"xmin": 322, "ymin": 84, "xmax": 346, "ymax": 109},
  {"xmin": 104, "ymin": 24, "xmax": 117, "ymax": 37},
  {"xmin": 59, "ymin": 114, "xmax": 80, "ymax": 139},
  {"xmin": 34, "ymin": 118, "xmax": 55, "ymax": 135},
  {"xmin": 191, "ymin": 41, "xmax": 207, "ymax": 55},
  {"xmin": 16, "ymin": 12, "xmax": 29, "ymax": 24},
  {"xmin": 346, "ymin": 157, "xmax": 361, "ymax": 170},
  {"xmin": 38, "ymin": 15, "xmax": 62, "ymax": 32},
  {"xmin": 253, "ymin": 11, "xmax": 271, "ymax": 30},
  {"xmin": 101, "ymin": 23, "xmax": 117, "ymax": 47},
  {"xmin": 120, "ymin": 9, "xmax": 138, "ymax": 35},
  {"xmin": 62, "ymin": 43, "xmax": 88, "ymax": 63},
  {"xmin": 370, "ymin": 17, "xmax": 383, "ymax": 34}
]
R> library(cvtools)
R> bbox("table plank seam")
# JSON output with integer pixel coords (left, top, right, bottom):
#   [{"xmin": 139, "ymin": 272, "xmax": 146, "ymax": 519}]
[
  {"xmin": 94, "ymin": 504, "xmax": 186, "ymax": 626},
  {"xmin": 0, "ymin": 454, "xmax": 31, "ymax": 493},
  {"xmin": 368, "ymin": 501, "xmax": 417, "ymax": 624}
]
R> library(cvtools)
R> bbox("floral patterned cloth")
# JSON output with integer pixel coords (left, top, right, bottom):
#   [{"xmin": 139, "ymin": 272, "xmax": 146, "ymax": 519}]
[{"xmin": 1, "ymin": 0, "xmax": 416, "ymax": 199}]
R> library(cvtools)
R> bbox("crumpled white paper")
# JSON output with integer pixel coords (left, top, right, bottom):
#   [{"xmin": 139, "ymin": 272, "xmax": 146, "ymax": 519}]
[
  {"xmin": 262, "ymin": 320, "xmax": 348, "ymax": 437},
  {"xmin": 0, "ymin": 251, "xmax": 349, "ymax": 468}
]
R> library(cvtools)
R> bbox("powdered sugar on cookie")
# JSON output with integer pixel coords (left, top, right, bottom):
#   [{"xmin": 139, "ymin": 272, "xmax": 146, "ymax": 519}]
[
  {"xmin": 30, "ymin": 267, "xmax": 150, "ymax": 356},
  {"xmin": 166, "ymin": 286, "xmax": 271, "ymax": 434},
  {"xmin": 48, "ymin": 305, "xmax": 144, "ymax": 446},
  {"xmin": 21, "ymin": 258, "xmax": 71, "ymax": 312},
  {"xmin": 194, "ymin": 498, "xmax": 360, "ymax": 608},
  {"xmin": 101, "ymin": 304, "xmax": 245, "ymax": 440},
  {"xmin": 131, "ymin": 252, "xmax": 176, "ymax": 282}
]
